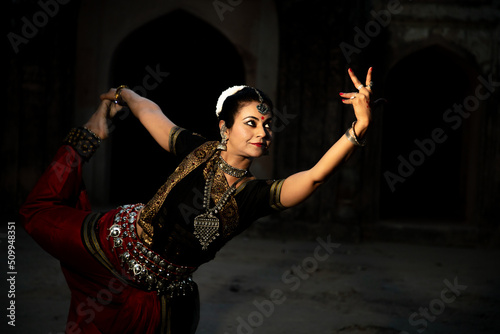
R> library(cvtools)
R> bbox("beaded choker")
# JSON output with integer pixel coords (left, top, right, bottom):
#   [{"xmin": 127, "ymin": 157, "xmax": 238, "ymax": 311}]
[{"xmin": 218, "ymin": 156, "xmax": 248, "ymax": 178}]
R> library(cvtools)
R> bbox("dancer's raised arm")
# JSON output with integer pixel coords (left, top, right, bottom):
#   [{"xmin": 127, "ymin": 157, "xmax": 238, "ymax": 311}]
[
  {"xmin": 280, "ymin": 67, "xmax": 373, "ymax": 208},
  {"xmin": 98, "ymin": 87, "xmax": 177, "ymax": 151}
]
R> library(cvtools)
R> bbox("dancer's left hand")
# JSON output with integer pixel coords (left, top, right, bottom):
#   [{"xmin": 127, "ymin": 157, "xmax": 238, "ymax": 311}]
[{"xmin": 339, "ymin": 67, "xmax": 373, "ymax": 131}]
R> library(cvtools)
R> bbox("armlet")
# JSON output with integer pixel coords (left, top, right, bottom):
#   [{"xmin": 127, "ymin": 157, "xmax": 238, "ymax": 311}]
[{"xmin": 269, "ymin": 179, "xmax": 287, "ymax": 211}]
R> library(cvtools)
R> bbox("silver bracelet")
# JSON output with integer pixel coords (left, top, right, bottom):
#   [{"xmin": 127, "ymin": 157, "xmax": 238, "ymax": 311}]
[{"xmin": 345, "ymin": 121, "xmax": 366, "ymax": 147}]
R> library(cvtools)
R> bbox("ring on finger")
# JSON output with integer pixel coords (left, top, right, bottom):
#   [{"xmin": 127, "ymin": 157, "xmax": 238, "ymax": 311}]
[
  {"xmin": 357, "ymin": 84, "xmax": 364, "ymax": 90},
  {"xmin": 350, "ymin": 93, "xmax": 357, "ymax": 100},
  {"xmin": 367, "ymin": 81, "xmax": 373, "ymax": 89}
]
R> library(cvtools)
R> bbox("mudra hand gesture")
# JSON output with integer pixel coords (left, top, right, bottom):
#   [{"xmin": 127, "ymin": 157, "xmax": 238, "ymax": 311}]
[
  {"xmin": 339, "ymin": 67, "xmax": 373, "ymax": 140},
  {"xmin": 83, "ymin": 86, "xmax": 130, "ymax": 140}
]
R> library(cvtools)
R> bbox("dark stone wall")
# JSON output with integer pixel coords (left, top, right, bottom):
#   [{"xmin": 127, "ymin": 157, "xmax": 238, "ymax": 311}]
[
  {"xmin": 5, "ymin": 0, "xmax": 500, "ymax": 243},
  {"xmin": 270, "ymin": 0, "xmax": 382, "ymax": 240},
  {"xmin": 479, "ymin": 88, "xmax": 500, "ymax": 226},
  {"xmin": 5, "ymin": 0, "xmax": 81, "ymax": 220}
]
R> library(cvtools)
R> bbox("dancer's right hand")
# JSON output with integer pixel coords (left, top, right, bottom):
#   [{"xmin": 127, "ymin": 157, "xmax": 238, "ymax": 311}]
[{"xmin": 83, "ymin": 99, "xmax": 118, "ymax": 140}]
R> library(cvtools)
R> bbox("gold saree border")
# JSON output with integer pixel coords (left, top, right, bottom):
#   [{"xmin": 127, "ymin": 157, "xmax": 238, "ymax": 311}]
[{"xmin": 138, "ymin": 141, "xmax": 219, "ymax": 247}]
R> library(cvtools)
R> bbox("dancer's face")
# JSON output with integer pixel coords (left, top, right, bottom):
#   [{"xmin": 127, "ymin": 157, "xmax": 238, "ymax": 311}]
[{"xmin": 224, "ymin": 101, "xmax": 273, "ymax": 159}]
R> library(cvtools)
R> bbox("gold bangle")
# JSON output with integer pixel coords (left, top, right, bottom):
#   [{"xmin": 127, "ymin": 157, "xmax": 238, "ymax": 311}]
[{"xmin": 114, "ymin": 85, "xmax": 128, "ymax": 105}]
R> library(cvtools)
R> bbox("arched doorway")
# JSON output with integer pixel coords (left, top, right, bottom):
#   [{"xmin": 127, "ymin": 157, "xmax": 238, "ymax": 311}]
[
  {"xmin": 108, "ymin": 10, "xmax": 245, "ymax": 205},
  {"xmin": 380, "ymin": 45, "xmax": 475, "ymax": 222}
]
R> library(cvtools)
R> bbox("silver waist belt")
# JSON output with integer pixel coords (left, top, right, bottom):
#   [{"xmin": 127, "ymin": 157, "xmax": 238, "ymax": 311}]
[{"xmin": 108, "ymin": 204, "xmax": 198, "ymax": 297}]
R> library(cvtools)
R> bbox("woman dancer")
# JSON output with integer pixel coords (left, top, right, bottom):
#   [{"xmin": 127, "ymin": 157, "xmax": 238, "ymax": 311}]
[{"xmin": 20, "ymin": 68, "xmax": 373, "ymax": 333}]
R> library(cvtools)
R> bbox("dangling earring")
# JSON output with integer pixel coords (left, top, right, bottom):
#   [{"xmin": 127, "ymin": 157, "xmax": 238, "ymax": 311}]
[{"xmin": 217, "ymin": 124, "xmax": 228, "ymax": 151}]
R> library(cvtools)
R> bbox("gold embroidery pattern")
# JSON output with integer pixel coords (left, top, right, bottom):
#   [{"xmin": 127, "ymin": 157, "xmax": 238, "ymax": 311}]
[{"xmin": 138, "ymin": 141, "xmax": 219, "ymax": 247}]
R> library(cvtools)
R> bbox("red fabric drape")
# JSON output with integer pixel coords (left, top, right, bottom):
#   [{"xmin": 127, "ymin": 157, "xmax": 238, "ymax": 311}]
[{"xmin": 19, "ymin": 145, "xmax": 162, "ymax": 333}]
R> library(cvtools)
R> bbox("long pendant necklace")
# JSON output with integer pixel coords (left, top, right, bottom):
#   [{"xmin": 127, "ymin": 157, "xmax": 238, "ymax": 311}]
[{"xmin": 193, "ymin": 160, "xmax": 246, "ymax": 250}]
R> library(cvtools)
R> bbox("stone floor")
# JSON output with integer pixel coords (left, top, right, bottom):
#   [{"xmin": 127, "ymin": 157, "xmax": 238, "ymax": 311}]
[{"xmin": 2, "ymin": 225, "xmax": 500, "ymax": 334}]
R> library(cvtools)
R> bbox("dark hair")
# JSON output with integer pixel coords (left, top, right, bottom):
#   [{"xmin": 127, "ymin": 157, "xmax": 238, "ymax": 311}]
[{"xmin": 217, "ymin": 87, "xmax": 274, "ymax": 128}]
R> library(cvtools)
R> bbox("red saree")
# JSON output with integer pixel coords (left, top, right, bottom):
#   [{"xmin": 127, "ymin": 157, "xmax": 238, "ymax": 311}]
[
  {"xmin": 19, "ymin": 127, "xmax": 285, "ymax": 333},
  {"xmin": 20, "ymin": 145, "xmax": 198, "ymax": 333}
]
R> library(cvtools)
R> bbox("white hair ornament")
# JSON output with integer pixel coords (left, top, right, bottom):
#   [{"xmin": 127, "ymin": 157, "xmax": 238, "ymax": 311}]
[{"xmin": 215, "ymin": 85, "xmax": 247, "ymax": 117}]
